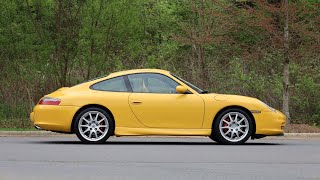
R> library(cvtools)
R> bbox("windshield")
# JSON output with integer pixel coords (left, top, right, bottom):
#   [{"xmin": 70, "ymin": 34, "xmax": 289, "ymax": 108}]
[{"xmin": 171, "ymin": 73, "xmax": 206, "ymax": 93}]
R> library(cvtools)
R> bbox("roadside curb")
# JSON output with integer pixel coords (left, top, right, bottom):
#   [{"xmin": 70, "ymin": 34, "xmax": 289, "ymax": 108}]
[
  {"xmin": 0, "ymin": 131, "xmax": 320, "ymax": 138},
  {"xmin": 0, "ymin": 131, "xmax": 72, "ymax": 137},
  {"xmin": 284, "ymin": 133, "xmax": 320, "ymax": 137},
  {"xmin": 264, "ymin": 133, "xmax": 320, "ymax": 140}
]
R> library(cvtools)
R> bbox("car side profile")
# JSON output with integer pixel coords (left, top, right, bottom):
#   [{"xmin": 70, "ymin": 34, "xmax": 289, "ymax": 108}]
[{"xmin": 30, "ymin": 69, "xmax": 286, "ymax": 144}]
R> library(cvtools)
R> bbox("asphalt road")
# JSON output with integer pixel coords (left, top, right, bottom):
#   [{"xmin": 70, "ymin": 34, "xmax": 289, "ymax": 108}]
[{"xmin": 0, "ymin": 136, "xmax": 319, "ymax": 180}]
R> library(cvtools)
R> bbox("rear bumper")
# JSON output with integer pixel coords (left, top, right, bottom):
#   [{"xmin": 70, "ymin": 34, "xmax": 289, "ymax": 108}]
[
  {"xmin": 254, "ymin": 110, "xmax": 286, "ymax": 136},
  {"xmin": 30, "ymin": 112, "xmax": 35, "ymax": 122},
  {"xmin": 30, "ymin": 105, "xmax": 80, "ymax": 132}
]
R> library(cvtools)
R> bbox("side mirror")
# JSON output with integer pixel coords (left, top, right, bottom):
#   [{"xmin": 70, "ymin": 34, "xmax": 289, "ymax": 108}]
[{"xmin": 176, "ymin": 85, "xmax": 188, "ymax": 94}]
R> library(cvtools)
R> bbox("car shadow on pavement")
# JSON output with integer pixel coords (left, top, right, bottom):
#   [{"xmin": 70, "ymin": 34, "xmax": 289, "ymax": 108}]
[{"xmin": 31, "ymin": 141, "xmax": 282, "ymax": 146}]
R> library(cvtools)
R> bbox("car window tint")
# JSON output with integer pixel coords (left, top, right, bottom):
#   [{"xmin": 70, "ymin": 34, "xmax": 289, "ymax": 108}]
[
  {"xmin": 91, "ymin": 76, "xmax": 128, "ymax": 92},
  {"xmin": 128, "ymin": 73, "xmax": 179, "ymax": 94}
]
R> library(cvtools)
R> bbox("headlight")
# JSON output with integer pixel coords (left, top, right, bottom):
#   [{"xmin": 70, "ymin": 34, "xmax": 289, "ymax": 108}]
[{"xmin": 260, "ymin": 101, "xmax": 276, "ymax": 112}]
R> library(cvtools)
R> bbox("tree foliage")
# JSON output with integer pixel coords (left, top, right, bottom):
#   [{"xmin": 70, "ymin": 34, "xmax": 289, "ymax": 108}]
[{"xmin": 0, "ymin": 0, "xmax": 319, "ymax": 128}]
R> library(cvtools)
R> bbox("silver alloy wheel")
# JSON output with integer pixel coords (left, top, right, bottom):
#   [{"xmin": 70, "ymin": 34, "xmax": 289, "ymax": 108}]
[
  {"xmin": 219, "ymin": 112, "xmax": 249, "ymax": 142},
  {"xmin": 78, "ymin": 111, "xmax": 109, "ymax": 142}
]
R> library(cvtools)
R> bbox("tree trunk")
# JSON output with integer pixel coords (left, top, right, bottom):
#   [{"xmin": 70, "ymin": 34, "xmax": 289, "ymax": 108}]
[
  {"xmin": 283, "ymin": 60, "xmax": 290, "ymax": 123},
  {"xmin": 282, "ymin": 0, "xmax": 290, "ymax": 124}
]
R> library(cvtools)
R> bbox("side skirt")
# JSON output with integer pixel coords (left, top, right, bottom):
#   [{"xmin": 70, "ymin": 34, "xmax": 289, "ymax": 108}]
[{"xmin": 115, "ymin": 127, "xmax": 212, "ymax": 136}]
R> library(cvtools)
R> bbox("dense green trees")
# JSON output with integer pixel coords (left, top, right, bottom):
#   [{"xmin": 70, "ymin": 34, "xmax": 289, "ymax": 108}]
[{"xmin": 0, "ymin": 0, "xmax": 319, "ymax": 128}]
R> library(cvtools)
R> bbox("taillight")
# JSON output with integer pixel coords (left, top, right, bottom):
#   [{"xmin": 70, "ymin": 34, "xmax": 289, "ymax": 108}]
[{"xmin": 38, "ymin": 97, "xmax": 61, "ymax": 105}]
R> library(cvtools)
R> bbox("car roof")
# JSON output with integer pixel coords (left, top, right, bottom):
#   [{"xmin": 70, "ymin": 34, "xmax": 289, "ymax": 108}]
[{"xmin": 108, "ymin": 69, "xmax": 170, "ymax": 78}]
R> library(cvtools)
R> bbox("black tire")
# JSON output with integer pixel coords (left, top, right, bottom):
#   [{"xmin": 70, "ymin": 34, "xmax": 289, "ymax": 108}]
[
  {"xmin": 210, "ymin": 108, "xmax": 253, "ymax": 145},
  {"xmin": 208, "ymin": 133, "xmax": 218, "ymax": 142},
  {"xmin": 74, "ymin": 107, "xmax": 114, "ymax": 144}
]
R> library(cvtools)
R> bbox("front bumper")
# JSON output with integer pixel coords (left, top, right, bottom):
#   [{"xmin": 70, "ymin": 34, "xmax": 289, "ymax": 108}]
[
  {"xmin": 253, "ymin": 110, "xmax": 286, "ymax": 136},
  {"xmin": 30, "ymin": 105, "xmax": 80, "ymax": 132}
]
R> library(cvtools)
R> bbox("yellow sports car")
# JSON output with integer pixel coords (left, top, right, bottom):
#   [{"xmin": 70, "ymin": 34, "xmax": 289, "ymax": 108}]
[{"xmin": 30, "ymin": 69, "xmax": 285, "ymax": 144}]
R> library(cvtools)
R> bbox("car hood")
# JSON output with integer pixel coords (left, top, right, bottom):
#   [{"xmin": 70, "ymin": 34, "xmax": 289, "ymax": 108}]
[
  {"xmin": 200, "ymin": 93, "xmax": 272, "ymax": 112},
  {"xmin": 211, "ymin": 94, "xmax": 258, "ymax": 102}
]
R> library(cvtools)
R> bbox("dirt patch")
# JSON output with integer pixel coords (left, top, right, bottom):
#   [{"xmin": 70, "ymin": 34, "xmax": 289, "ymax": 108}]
[{"xmin": 285, "ymin": 124, "xmax": 320, "ymax": 133}]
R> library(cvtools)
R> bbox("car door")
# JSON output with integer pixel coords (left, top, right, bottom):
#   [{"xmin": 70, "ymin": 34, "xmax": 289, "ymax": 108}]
[
  {"xmin": 90, "ymin": 76, "xmax": 145, "ymax": 128},
  {"xmin": 127, "ymin": 73, "xmax": 205, "ymax": 129}
]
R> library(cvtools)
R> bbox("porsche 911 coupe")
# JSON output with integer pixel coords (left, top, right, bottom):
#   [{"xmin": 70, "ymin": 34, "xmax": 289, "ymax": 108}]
[{"xmin": 30, "ymin": 69, "xmax": 286, "ymax": 144}]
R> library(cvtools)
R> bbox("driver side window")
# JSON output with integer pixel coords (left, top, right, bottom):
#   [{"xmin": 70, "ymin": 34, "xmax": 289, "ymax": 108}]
[{"xmin": 128, "ymin": 73, "xmax": 179, "ymax": 94}]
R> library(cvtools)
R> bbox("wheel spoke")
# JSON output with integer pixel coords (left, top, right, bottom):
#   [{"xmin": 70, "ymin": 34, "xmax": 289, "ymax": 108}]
[
  {"xmin": 221, "ymin": 126, "xmax": 229, "ymax": 129},
  {"xmin": 98, "ymin": 125, "xmax": 108, "ymax": 128},
  {"xmin": 97, "ymin": 118, "xmax": 106, "ymax": 124},
  {"xmin": 230, "ymin": 131, "xmax": 235, "ymax": 139},
  {"xmin": 80, "ymin": 125, "xmax": 90, "ymax": 128},
  {"xmin": 234, "ymin": 114, "xmax": 238, "ymax": 123},
  {"xmin": 239, "ymin": 125, "xmax": 248, "ymax": 128},
  {"xmin": 224, "ymin": 129, "xmax": 231, "ymax": 135},
  {"xmin": 89, "ymin": 113, "xmax": 94, "ymax": 121},
  {"xmin": 228, "ymin": 114, "xmax": 233, "ymax": 122},
  {"xmin": 83, "ymin": 128, "xmax": 90, "ymax": 134},
  {"xmin": 94, "ymin": 131, "xmax": 98, "ymax": 138},
  {"xmin": 237, "ymin": 118, "xmax": 245, "ymax": 124},
  {"xmin": 239, "ymin": 129, "xmax": 245, "ymax": 134},
  {"xmin": 235, "ymin": 131, "xmax": 239, "ymax": 138},
  {"xmin": 97, "ymin": 129, "xmax": 104, "ymax": 134},
  {"xmin": 88, "ymin": 131, "xmax": 93, "ymax": 138},
  {"xmin": 82, "ymin": 118, "xmax": 90, "ymax": 124},
  {"xmin": 223, "ymin": 119, "xmax": 230, "ymax": 125},
  {"xmin": 94, "ymin": 112, "xmax": 99, "ymax": 122}
]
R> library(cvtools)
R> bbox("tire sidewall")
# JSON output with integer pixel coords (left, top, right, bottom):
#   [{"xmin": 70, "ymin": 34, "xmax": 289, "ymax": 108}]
[
  {"xmin": 212, "ymin": 108, "xmax": 253, "ymax": 145},
  {"xmin": 74, "ymin": 107, "xmax": 114, "ymax": 144}
]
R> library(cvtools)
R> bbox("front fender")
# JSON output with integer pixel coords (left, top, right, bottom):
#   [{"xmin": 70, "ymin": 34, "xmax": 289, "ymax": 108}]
[{"xmin": 201, "ymin": 94, "xmax": 271, "ymax": 128}]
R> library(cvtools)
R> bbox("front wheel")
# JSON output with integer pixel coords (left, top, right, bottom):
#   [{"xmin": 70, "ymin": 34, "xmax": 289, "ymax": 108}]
[
  {"xmin": 74, "ymin": 107, "xmax": 114, "ymax": 144},
  {"xmin": 210, "ymin": 108, "xmax": 253, "ymax": 145}
]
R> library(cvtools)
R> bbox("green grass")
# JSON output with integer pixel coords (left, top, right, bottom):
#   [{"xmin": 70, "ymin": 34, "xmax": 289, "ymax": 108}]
[{"xmin": 0, "ymin": 118, "xmax": 34, "ymax": 129}]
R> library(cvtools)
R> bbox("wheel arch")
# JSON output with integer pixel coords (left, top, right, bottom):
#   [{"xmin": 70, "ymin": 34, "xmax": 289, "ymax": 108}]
[
  {"xmin": 71, "ymin": 104, "xmax": 115, "ymax": 135},
  {"xmin": 212, "ymin": 105, "xmax": 256, "ymax": 137}
]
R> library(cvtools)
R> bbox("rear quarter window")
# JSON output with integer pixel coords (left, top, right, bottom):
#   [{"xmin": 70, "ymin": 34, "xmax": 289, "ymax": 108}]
[{"xmin": 91, "ymin": 76, "xmax": 128, "ymax": 92}]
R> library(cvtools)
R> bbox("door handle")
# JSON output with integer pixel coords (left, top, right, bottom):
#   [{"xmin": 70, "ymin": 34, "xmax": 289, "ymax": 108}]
[{"xmin": 131, "ymin": 100, "xmax": 142, "ymax": 104}]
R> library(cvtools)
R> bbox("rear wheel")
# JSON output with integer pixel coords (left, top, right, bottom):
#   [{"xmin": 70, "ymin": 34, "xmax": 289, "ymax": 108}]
[
  {"xmin": 210, "ymin": 108, "xmax": 253, "ymax": 145},
  {"xmin": 74, "ymin": 107, "xmax": 114, "ymax": 144}
]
